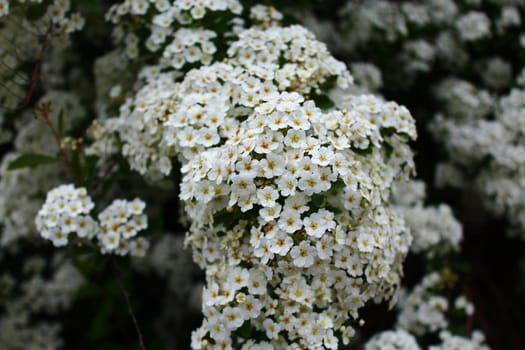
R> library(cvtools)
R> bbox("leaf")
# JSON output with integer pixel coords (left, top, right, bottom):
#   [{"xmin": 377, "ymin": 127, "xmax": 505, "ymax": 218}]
[
  {"xmin": 310, "ymin": 194, "xmax": 324, "ymax": 208},
  {"xmin": 330, "ymin": 179, "xmax": 345, "ymax": 191},
  {"xmin": 351, "ymin": 145, "xmax": 374, "ymax": 156},
  {"xmin": 7, "ymin": 153, "xmax": 57, "ymax": 170},
  {"xmin": 313, "ymin": 94, "xmax": 335, "ymax": 111}
]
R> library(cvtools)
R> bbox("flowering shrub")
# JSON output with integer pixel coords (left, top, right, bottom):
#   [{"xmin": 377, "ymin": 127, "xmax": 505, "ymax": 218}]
[{"xmin": 0, "ymin": 0, "xmax": 523, "ymax": 349}]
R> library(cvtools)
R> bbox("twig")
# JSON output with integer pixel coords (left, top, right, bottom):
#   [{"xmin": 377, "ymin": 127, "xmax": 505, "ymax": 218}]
[
  {"xmin": 33, "ymin": 102, "xmax": 82, "ymax": 181},
  {"xmin": 23, "ymin": 20, "xmax": 53, "ymax": 107},
  {"xmin": 111, "ymin": 259, "xmax": 147, "ymax": 350},
  {"xmin": 91, "ymin": 157, "xmax": 119, "ymax": 194}
]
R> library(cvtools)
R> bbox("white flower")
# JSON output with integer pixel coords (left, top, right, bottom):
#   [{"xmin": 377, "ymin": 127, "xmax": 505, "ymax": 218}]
[
  {"xmin": 257, "ymin": 186, "xmax": 279, "ymax": 207},
  {"xmin": 290, "ymin": 241, "xmax": 316, "ymax": 268},
  {"xmin": 456, "ymin": 12, "xmax": 491, "ymax": 41}
]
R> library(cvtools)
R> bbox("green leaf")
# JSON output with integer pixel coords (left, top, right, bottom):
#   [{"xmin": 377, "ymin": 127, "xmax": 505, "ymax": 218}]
[
  {"xmin": 310, "ymin": 194, "xmax": 324, "ymax": 208},
  {"xmin": 326, "ymin": 205, "xmax": 343, "ymax": 216},
  {"xmin": 313, "ymin": 94, "xmax": 335, "ymax": 111},
  {"xmin": 7, "ymin": 153, "xmax": 57, "ymax": 170},
  {"xmin": 382, "ymin": 141, "xmax": 394, "ymax": 160},
  {"xmin": 351, "ymin": 145, "xmax": 374, "ymax": 156},
  {"xmin": 330, "ymin": 179, "xmax": 345, "ymax": 191}
]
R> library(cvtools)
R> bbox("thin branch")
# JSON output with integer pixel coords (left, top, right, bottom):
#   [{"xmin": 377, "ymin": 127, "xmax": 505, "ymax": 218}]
[
  {"xmin": 111, "ymin": 260, "xmax": 147, "ymax": 350},
  {"xmin": 33, "ymin": 103, "xmax": 83, "ymax": 182},
  {"xmin": 91, "ymin": 157, "xmax": 119, "ymax": 194},
  {"xmin": 23, "ymin": 20, "xmax": 53, "ymax": 107}
]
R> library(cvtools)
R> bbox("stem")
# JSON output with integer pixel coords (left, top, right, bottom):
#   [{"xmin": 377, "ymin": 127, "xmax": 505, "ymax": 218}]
[
  {"xmin": 34, "ymin": 103, "xmax": 82, "ymax": 182},
  {"xmin": 111, "ymin": 260, "xmax": 147, "ymax": 350},
  {"xmin": 91, "ymin": 157, "xmax": 118, "ymax": 194}
]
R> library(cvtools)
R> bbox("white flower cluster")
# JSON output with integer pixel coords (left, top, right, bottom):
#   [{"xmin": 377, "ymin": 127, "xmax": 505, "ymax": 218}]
[
  {"xmin": 83, "ymin": 4, "xmax": 419, "ymax": 348},
  {"xmin": 364, "ymin": 329, "xmax": 421, "ymax": 350},
  {"xmin": 20, "ymin": 258, "xmax": 84, "ymax": 313},
  {"xmin": 366, "ymin": 271, "xmax": 485, "ymax": 349},
  {"xmin": 396, "ymin": 272, "xmax": 474, "ymax": 336},
  {"xmin": 364, "ymin": 328, "xmax": 490, "ymax": 350},
  {"xmin": 35, "ymin": 184, "xmax": 149, "ymax": 256},
  {"xmin": 163, "ymin": 28, "xmax": 217, "ymax": 69},
  {"xmin": 392, "ymin": 180, "xmax": 462, "ymax": 255},
  {"xmin": 456, "ymin": 12, "xmax": 491, "ymax": 42},
  {"xmin": 94, "ymin": 6, "xmax": 419, "ymax": 346},
  {"xmin": 97, "ymin": 198, "xmax": 149, "ymax": 256},
  {"xmin": 105, "ymin": 0, "xmax": 242, "ymax": 60},
  {"xmin": 396, "ymin": 272, "xmax": 449, "ymax": 335},
  {"xmin": 35, "ymin": 184, "xmax": 96, "ymax": 247},
  {"xmin": 249, "ymin": 4, "xmax": 283, "ymax": 28},
  {"xmin": 0, "ymin": 0, "xmax": 84, "ymax": 32},
  {"xmin": 328, "ymin": 0, "xmax": 521, "ymax": 86},
  {"xmin": 433, "ymin": 79, "xmax": 494, "ymax": 123},
  {"xmin": 340, "ymin": 1, "xmax": 408, "ymax": 46},
  {"xmin": 432, "ymin": 84, "xmax": 525, "ymax": 237},
  {"xmin": 0, "ymin": 255, "xmax": 83, "ymax": 349},
  {"xmin": 227, "ymin": 25, "xmax": 354, "ymax": 94},
  {"xmin": 181, "ymin": 89, "xmax": 416, "ymax": 348},
  {"xmin": 429, "ymin": 331, "xmax": 490, "ymax": 350},
  {"xmin": 95, "ymin": 24, "xmax": 355, "ymax": 179}
]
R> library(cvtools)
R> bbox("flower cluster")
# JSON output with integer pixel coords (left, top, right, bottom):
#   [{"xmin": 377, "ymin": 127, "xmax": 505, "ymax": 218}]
[
  {"xmin": 35, "ymin": 184, "xmax": 96, "ymax": 247},
  {"xmin": 396, "ymin": 272, "xmax": 450, "ymax": 335},
  {"xmin": 0, "ymin": 254, "xmax": 83, "ymax": 349},
  {"xmin": 363, "ymin": 268, "xmax": 485, "ymax": 349},
  {"xmin": 299, "ymin": 0, "xmax": 525, "ymax": 244},
  {"xmin": 35, "ymin": 184, "xmax": 149, "ymax": 256},
  {"xmin": 226, "ymin": 25, "xmax": 354, "ymax": 94},
  {"xmin": 181, "ymin": 80, "xmax": 416, "ymax": 348},
  {"xmin": 105, "ymin": 0, "xmax": 241, "ymax": 61},
  {"xmin": 364, "ymin": 329, "xmax": 420, "ymax": 350},
  {"xmin": 396, "ymin": 272, "xmax": 474, "ymax": 336},
  {"xmin": 163, "ymin": 28, "xmax": 217, "ymax": 69},
  {"xmin": 94, "ymin": 24, "xmax": 356, "ymax": 180},
  {"xmin": 364, "ymin": 328, "xmax": 490, "ymax": 350},
  {"xmin": 392, "ymin": 180, "xmax": 462, "ymax": 255},
  {"xmin": 97, "ymin": 198, "xmax": 149, "ymax": 256},
  {"xmin": 0, "ymin": 0, "xmax": 518, "ymax": 347},
  {"xmin": 429, "ymin": 331, "xmax": 490, "ymax": 350},
  {"xmin": 432, "ymin": 84, "xmax": 525, "ymax": 237},
  {"xmin": 322, "ymin": 0, "xmax": 522, "ymax": 87}
]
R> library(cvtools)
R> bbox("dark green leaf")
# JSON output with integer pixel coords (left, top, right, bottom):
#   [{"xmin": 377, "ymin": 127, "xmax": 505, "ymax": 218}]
[
  {"xmin": 313, "ymin": 94, "xmax": 335, "ymax": 111},
  {"xmin": 351, "ymin": 145, "xmax": 374, "ymax": 156},
  {"xmin": 7, "ymin": 153, "xmax": 57, "ymax": 170},
  {"xmin": 330, "ymin": 179, "xmax": 345, "ymax": 191},
  {"xmin": 310, "ymin": 194, "xmax": 324, "ymax": 208},
  {"xmin": 326, "ymin": 205, "xmax": 343, "ymax": 216}
]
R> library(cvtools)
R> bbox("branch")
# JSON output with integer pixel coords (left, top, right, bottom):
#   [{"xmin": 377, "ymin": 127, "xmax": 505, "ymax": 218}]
[{"xmin": 111, "ymin": 259, "xmax": 147, "ymax": 350}]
